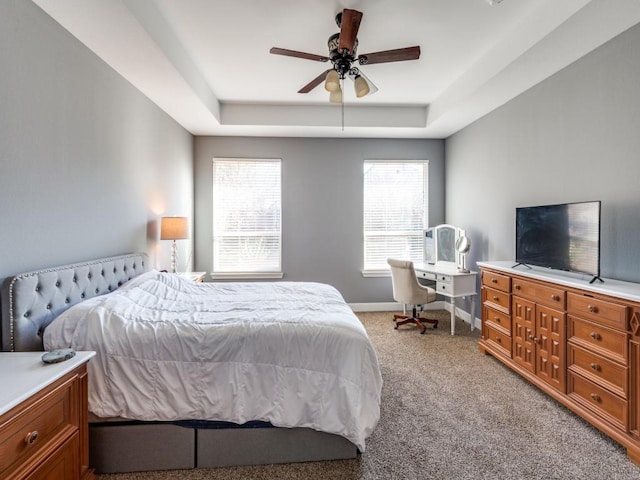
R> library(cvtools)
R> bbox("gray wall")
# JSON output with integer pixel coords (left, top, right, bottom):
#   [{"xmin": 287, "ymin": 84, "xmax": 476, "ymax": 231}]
[
  {"xmin": 0, "ymin": 1, "xmax": 194, "ymax": 283},
  {"xmin": 194, "ymin": 137, "xmax": 445, "ymax": 303},
  {"xmin": 445, "ymin": 22, "xmax": 640, "ymax": 283}
]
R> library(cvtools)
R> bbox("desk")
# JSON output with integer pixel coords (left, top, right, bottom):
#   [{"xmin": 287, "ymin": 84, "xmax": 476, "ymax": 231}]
[{"xmin": 413, "ymin": 263, "xmax": 478, "ymax": 335}]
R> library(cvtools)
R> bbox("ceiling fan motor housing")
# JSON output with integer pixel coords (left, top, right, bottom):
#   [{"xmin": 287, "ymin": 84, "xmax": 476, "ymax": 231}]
[{"xmin": 328, "ymin": 33, "xmax": 357, "ymax": 78}]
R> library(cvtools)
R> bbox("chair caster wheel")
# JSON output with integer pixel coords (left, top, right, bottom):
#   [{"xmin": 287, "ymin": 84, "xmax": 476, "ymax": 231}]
[
  {"xmin": 420, "ymin": 329, "xmax": 426, "ymax": 335},
  {"xmin": 394, "ymin": 325, "xmax": 399, "ymax": 330},
  {"xmin": 433, "ymin": 325, "xmax": 438, "ymax": 329}
]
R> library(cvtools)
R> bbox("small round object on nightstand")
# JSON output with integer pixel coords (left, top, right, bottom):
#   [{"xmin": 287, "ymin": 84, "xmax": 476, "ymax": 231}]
[{"xmin": 42, "ymin": 348, "xmax": 76, "ymax": 364}]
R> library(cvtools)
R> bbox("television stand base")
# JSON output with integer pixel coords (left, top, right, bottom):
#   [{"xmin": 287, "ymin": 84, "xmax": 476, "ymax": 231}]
[
  {"xmin": 589, "ymin": 275, "xmax": 604, "ymax": 284},
  {"xmin": 511, "ymin": 262, "xmax": 532, "ymax": 269}
]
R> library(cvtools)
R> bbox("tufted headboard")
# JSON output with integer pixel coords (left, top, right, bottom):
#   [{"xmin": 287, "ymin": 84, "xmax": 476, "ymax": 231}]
[{"xmin": 0, "ymin": 253, "xmax": 148, "ymax": 352}]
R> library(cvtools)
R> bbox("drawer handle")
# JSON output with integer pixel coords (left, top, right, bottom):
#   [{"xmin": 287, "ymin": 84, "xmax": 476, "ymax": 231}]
[
  {"xmin": 494, "ymin": 317, "xmax": 501, "ymax": 323},
  {"xmin": 514, "ymin": 284, "xmax": 521, "ymax": 290},
  {"xmin": 590, "ymin": 393, "xmax": 601, "ymax": 403},
  {"xmin": 491, "ymin": 278, "xmax": 498, "ymax": 284},
  {"xmin": 496, "ymin": 337, "xmax": 501, "ymax": 343},
  {"xmin": 590, "ymin": 363, "xmax": 601, "ymax": 371},
  {"xmin": 551, "ymin": 294, "xmax": 560, "ymax": 301},
  {"xmin": 528, "ymin": 335, "xmax": 539, "ymax": 344},
  {"xmin": 587, "ymin": 304, "xmax": 598, "ymax": 313},
  {"xmin": 590, "ymin": 332, "xmax": 601, "ymax": 340},
  {"xmin": 492, "ymin": 296, "xmax": 499, "ymax": 302},
  {"xmin": 24, "ymin": 431, "xmax": 39, "ymax": 445}
]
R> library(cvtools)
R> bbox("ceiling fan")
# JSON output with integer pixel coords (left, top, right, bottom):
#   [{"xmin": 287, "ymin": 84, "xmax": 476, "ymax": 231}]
[{"xmin": 270, "ymin": 9, "xmax": 420, "ymax": 103}]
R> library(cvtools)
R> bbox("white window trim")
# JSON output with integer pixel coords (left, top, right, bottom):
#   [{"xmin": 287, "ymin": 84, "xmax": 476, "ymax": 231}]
[{"xmin": 362, "ymin": 159, "xmax": 429, "ymax": 276}]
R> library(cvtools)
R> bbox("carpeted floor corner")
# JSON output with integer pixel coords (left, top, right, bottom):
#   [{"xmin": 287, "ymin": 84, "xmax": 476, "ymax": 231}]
[{"xmin": 96, "ymin": 311, "xmax": 640, "ymax": 480}]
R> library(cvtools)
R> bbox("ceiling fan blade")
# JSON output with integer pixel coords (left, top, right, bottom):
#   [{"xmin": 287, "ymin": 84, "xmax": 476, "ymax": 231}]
[
  {"xmin": 358, "ymin": 46, "xmax": 421, "ymax": 65},
  {"xmin": 270, "ymin": 47, "xmax": 330, "ymax": 63},
  {"xmin": 298, "ymin": 69, "xmax": 332, "ymax": 94},
  {"xmin": 338, "ymin": 9, "xmax": 363, "ymax": 54}
]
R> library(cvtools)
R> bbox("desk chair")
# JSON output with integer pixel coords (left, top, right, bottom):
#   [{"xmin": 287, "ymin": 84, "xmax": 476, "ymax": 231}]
[{"xmin": 387, "ymin": 258, "xmax": 439, "ymax": 334}]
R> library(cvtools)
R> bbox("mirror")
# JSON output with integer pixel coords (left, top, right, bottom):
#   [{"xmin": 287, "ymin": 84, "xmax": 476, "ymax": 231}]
[{"xmin": 455, "ymin": 235, "xmax": 471, "ymax": 273}]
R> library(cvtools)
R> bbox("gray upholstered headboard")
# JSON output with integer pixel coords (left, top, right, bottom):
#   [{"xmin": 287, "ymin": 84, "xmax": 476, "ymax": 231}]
[{"xmin": 0, "ymin": 253, "xmax": 148, "ymax": 352}]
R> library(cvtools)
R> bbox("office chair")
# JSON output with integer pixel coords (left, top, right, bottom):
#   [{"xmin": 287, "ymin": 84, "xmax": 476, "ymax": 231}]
[{"xmin": 387, "ymin": 258, "xmax": 439, "ymax": 334}]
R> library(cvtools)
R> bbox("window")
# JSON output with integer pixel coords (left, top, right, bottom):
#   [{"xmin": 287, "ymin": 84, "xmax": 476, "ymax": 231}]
[
  {"xmin": 212, "ymin": 158, "xmax": 282, "ymax": 278},
  {"xmin": 363, "ymin": 160, "xmax": 429, "ymax": 274}
]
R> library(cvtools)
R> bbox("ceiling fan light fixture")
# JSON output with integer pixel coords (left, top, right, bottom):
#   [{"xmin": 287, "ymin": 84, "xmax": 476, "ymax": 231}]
[
  {"xmin": 325, "ymin": 69, "xmax": 340, "ymax": 92},
  {"xmin": 329, "ymin": 87, "xmax": 342, "ymax": 104},
  {"xmin": 354, "ymin": 75, "xmax": 370, "ymax": 98}
]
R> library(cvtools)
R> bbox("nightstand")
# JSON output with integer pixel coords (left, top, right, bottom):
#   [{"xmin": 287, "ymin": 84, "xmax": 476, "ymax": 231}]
[
  {"xmin": 178, "ymin": 272, "xmax": 207, "ymax": 283},
  {"xmin": 0, "ymin": 351, "xmax": 96, "ymax": 480}
]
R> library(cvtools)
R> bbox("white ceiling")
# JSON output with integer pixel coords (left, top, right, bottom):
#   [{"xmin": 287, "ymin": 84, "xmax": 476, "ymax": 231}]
[{"xmin": 32, "ymin": 0, "xmax": 640, "ymax": 138}]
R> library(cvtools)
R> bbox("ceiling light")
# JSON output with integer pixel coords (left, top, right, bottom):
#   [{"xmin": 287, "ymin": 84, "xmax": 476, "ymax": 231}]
[
  {"xmin": 353, "ymin": 75, "xmax": 370, "ymax": 98},
  {"xmin": 325, "ymin": 70, "xmax": 340, "ymax": 92},
  {"xmin": 329, "ymin": 87, "xmax": 342, "ymax": 104}
]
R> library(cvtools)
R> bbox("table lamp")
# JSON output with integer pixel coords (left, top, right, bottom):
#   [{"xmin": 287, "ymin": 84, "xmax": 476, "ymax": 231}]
[{"xmin": 160, "ymin": 216, "xmax": 189, "ymax": 273}]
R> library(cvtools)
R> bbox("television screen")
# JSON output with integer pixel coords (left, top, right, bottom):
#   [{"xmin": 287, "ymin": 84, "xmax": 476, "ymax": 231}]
[{"xmin": 515, "ymin": 201, "xmax": 601, "ymax": 277}]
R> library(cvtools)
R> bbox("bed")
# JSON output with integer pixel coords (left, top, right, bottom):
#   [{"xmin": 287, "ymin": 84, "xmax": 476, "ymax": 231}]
[{"xmin": 0, "ymin": 253, "xmax": 382, "ymax": 473}]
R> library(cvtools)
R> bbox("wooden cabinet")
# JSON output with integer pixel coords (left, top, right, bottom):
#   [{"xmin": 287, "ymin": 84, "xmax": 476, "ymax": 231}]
[
  {"xmin": 478, "ymin": 262, "xmax": 640, "ymax": 466},
  {"xmin": 0, "ymin": 353, "xmax": 95, "ymax": 480},
  {"xmin": 511, "ymin": 277, "xmax": 566, "ymax": 392}
]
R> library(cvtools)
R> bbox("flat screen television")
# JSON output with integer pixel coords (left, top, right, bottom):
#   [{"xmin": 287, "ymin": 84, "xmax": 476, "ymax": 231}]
[{"xmin": 515, "ymin": 201, "xmax": 602, "ymax": 282}]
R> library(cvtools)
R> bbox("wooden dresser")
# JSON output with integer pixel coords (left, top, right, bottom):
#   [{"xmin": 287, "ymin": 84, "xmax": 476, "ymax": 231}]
[
  {"xmin": 0, "ymin": 351, "xmax": 96, "ymax": 480},
  {"xmin": 478, "ymin": 261, "xmax": 640, "ymax": 466}
]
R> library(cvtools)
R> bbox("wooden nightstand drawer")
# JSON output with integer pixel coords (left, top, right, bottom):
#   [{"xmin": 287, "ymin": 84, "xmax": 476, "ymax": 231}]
[
  {"xmin": 568, "ymin": 343, "xmax": 628, "ymax": 399},
  {"xmin": 512, "ymin": 278, "xmax": 565, "ymax": 310},
  {"xmin": 482, "ymin": 287, "xmax": 511, "ymax": 314},
  {"xmin": 482, "ymin": 270, "xmax": 511, "ymax": 293},
  {"xmin": 568, "ymin": 372, "xmax": 627, "ymax": 431},
  {"xmin": 24, "ymin": 433, "xmax": 79, "ymax": 480},
  {"xmin": 568, "ymin": 316, "xmax": 628, "ymax": 364},
  {"xmin": 0, "ymin": 375, "xmax": 78, "ymax": 479},
  {"xmin": 567, "ymin": 293, "xmax": 627, "ymax": 331}
]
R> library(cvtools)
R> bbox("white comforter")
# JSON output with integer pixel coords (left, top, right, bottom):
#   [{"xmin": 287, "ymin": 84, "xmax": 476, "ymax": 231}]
[{"xmin": 44, "ymin": 271, "xmax": 382, "ymax": 451}]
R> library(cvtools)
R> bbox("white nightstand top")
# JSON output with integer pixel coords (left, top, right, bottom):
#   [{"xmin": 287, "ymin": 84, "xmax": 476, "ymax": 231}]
[{"xmin": 0, "ymin": 351, "xmax": 96, "ymax": 416}]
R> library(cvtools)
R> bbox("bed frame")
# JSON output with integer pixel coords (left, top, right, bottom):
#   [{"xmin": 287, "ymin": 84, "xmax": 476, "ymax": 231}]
[{"xmin": 0, "ymin": 253, "xmax": 358, "ymax": 473}]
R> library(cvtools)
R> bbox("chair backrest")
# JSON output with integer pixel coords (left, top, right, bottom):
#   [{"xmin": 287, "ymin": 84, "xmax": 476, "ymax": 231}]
[{"xmin": 387, "ymin": 258, "xmax": 434, "ymax": 306}]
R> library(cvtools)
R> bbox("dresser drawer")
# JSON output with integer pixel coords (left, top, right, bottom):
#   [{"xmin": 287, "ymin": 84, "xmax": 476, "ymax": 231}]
[
  {"xmin": 437, "ymin": 281, "xmax": 453, "ymax": 295},
  {"xmin": 483, "ymin": 305, "xmax": 511, "ymax": 336},
  {"xmin": 512, "ymin": 278, "xmax": 565, "ymax": 310},
  {"xmin": 568, "ymin": 343, "xmax": 628, "ymax": 399},
  {"xmin": 568, "ymin": 372, "xmax": 627, "ymax": 431},
  {"xmin": 568, "ymin": 316, "xmax": 628, "ymax": 364},
  {"xmin": 482, "ymin": 270, "xmax": 510, "ymax": 293},
  {"xmin": 482, "ymin": 287, "xmax": 511, "ymax": 315},
  {"xmin": 483, "ymin": 323, "xmax": 512, "ymax": 357},
  {"xmin": 0, "ymin": 375, "xmax": 78, "ymax": 479},
  {"xmin": 567, "ymin": 293, "xmax": 628, "ymax": 331}
]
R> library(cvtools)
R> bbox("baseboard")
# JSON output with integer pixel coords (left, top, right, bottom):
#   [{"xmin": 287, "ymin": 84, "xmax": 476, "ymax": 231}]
[
  {"xmin": 349, "ymin": 301, "xmax": 446, "ymax": 312},
  {"xmin": 350, "ymin": 301, "xmax": 480, "ymax": 330}
]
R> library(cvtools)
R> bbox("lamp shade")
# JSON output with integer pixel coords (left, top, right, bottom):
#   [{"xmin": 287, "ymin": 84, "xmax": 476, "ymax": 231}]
[
  {"xmin": 324, "ymin": 69, "xmax": 340, "ymax": 92},
  {"xmin": 354, "ymin": 75, "xmax": 370, "ymax": 98},
  {"xmin": 160, "ymin": 217, "xmax": 189, "ymax": 240},
  {"xmin": 329, "ymin": 87, "xmax": 342, "ymax": 104}
]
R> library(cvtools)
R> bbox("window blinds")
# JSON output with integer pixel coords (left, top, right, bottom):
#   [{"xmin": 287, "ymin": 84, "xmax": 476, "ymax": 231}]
[
  {"xmin": 213, "ymin": 159, "xmax": 282, "ymax": 273},
  {"xmin": 363, "ymin": 161, "xmax": 429, "ymax": 271}
]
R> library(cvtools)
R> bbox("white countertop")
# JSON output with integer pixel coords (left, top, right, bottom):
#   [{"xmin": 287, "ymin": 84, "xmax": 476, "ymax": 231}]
[
  {"xmin": 478, "ymin": 261, "xmax": 640, "ymax": 303},
  {"xmin": 0, "ymin": 351, "xmax": 96, "ymax": 416}
]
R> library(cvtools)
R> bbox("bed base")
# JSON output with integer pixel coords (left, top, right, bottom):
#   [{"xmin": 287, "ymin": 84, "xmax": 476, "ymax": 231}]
[{"xmin": 89, "ymin": 422, "xmax": 358, "ymax": 473}]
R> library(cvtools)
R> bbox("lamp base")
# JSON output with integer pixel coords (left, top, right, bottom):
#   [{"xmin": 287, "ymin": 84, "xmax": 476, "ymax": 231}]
[{"xmin": 170, "ymin": 240, "xmax": 178, "ymax": 273}]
